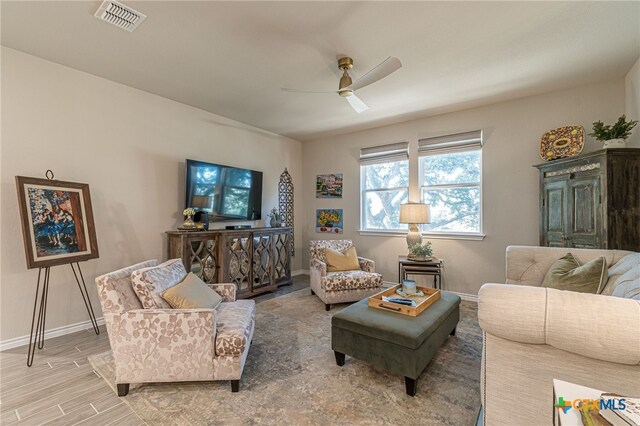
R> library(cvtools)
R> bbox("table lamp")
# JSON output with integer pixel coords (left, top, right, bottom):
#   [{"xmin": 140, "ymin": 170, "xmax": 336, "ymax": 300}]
[
  {"xmin": 191, "ymin": 195, "xmax": 212, "ymax": 230},
  {"xmin": 399, "ymin": 203, "xmax": 431, "ymax": 250}
]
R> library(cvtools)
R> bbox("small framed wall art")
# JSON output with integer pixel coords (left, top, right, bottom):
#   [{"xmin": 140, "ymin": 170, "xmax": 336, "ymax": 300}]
[
  {"xmin": 316, "ymin": 173, "xmax": 343, "ymax": 198},
  {"xmin": 16, "ymin": 176, "xmax": 99, "ymax": 269},
  {"xmin": 316, "ymin": 209, "xmax": 343, "ymax": 234}
]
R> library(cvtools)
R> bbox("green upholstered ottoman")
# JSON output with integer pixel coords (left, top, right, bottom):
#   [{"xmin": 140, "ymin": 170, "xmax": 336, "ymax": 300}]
[{"xmin": 331, "ymin": 291, "xmax": 460, "ymax": 396}]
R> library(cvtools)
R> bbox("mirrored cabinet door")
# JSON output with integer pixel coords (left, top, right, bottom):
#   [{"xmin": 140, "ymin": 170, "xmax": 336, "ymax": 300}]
[{"xmin": 167, "ymin": 227, "xmax": 292, "ymax": 299}]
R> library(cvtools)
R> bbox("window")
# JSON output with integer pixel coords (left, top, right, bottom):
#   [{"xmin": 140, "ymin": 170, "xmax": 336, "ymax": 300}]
[
  {"xmin": 418, "ymin": 131, "xmax": 483, "ymax": 235},
  {"xmin": 360, "ymin": 143, "xmax": 409, "ymax": 231}
]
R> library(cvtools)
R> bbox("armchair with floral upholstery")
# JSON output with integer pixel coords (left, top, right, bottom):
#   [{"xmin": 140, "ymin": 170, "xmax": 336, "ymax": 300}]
[
  {"xmin": 95, "ymin": 259, "xmax": 255, "ymax": 396},
  {"xmin": 309, "ymin": 240, "xmax": 383, "ymax": 310}
]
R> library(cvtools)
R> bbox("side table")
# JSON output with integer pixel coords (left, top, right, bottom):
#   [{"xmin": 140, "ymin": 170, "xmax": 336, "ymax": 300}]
[{"xmin": 398, "ymin": 256, "xmax": 443, "ymax": 289}]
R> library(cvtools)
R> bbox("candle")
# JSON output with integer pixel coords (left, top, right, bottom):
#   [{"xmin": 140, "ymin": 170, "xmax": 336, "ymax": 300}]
[{"xmin": 402, "ymin": 279, "xmax": 417, "ymax": 296}]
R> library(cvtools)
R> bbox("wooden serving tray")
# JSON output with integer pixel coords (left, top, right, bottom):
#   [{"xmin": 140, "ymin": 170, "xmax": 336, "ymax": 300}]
[{"xmin": 368, "ymin": 285, "xmax": 440, "ymax": 317}]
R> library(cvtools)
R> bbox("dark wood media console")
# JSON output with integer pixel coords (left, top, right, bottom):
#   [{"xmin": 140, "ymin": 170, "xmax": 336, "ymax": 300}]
[{"xmin": 167, "ymin": 227, "xmax": 292, "ymax": 299}]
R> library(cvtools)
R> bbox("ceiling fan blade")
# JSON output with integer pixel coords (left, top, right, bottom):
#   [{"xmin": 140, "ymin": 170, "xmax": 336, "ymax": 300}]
[
  {"xmin": 346, "ymin": 94, "xmax": 369, "ymax": 113},
  {"xmin": 350, "ymin": 57, "xmax": 402, "ymax": 91},
  {"xmin": 281, "ymin": 88, "xmax": 336, "ymax": 94}
]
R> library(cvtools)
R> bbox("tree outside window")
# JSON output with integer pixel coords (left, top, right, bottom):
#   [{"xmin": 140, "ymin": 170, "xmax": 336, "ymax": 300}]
[
  {"xmin": 419, "ymin": 149, "xmax": 481, "ymax": 234},
  {"xmin": 361, "ymin": 160, "xmax": 409, "ymax": 230}
]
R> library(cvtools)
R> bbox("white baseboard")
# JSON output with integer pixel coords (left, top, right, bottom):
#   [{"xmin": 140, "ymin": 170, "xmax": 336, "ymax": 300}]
[
  {"xmin": 292, "ymin": 269, "xmax": 309, "ymax": 276},
  {"xmin": 0, "ymin": 317, "xmax": 105, "ymax": 352}
]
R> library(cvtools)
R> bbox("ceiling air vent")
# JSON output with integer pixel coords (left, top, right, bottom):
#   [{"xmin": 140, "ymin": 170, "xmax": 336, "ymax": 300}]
[{"xmin": 94, "ymin": 0, "xmax": 146, "ymax": 32}]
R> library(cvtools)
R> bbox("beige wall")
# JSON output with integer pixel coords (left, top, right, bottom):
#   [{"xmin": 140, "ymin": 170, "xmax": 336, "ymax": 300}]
[
  {"xmin": 625, "ymin": 57, "xmax": 640, "ymax": 148},
  {"xmin": 301, "ymin": 79, "xmax": 626, "ymax": 295},
  {"xmin": 0, "ymin": 47, "xmax": 303, "ymax": 342}
]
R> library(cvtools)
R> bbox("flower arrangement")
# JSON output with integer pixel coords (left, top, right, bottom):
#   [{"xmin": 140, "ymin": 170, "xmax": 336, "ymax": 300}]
[
  {"xmin": 317, "ymin": 210, "xmax": 340, "ymax": 226},
  {"xmin": 181, "ymin": 207, "xmax": 197, "ymax": 229},
  {"xmin": 409, "ymin": 242, "xmax": 433, "ymax": 258}
]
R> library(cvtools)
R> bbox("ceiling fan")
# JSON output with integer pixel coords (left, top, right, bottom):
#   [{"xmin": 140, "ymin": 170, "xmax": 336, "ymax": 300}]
[{"xmin": 282, "ymin": 56, "xmax": 402, "ymax": 113}]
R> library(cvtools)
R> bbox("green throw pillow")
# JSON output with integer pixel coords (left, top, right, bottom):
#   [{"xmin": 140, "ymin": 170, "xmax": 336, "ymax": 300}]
[
  {"xmin": 542, "ymin": 253, "xmax": 606, "ymax": 294},
  {"xmin": 161, "ymin": 272, "xmax": 222, "ymax": 309}
]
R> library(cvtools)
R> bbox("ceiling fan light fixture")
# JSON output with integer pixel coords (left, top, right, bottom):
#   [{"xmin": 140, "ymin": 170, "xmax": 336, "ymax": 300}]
[{"xmin": 339, "ymin": 71, "xmax": 352, "ymax": 91}]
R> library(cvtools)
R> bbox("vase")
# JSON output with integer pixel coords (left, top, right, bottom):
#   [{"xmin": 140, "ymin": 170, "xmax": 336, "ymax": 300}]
[
  {"xmin": 183, "ymin": 215, "xmax": 195, "ymax": 229},
  {"xmin": 602, "ymin": 139, "xmax": 626, "ymax": 149},
  {"xmin": 270, "ymin": 218, "xmax": 281, "ymax": 227}
]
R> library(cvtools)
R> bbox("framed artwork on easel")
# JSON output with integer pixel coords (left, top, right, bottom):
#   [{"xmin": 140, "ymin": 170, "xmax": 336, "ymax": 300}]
[
  {"xmin": 16, "ymin": 176, "xmax": 99, "ymax": 269},
  {"xmin": 16, "ymin": 173, "xmax": 101, "ymax": 367}
]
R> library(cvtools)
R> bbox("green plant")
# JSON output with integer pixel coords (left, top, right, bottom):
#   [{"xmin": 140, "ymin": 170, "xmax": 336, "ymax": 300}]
[
  {"xmin": 267, "ymin": 207, "xmax": 281, "ymax": 221},
  {"xmin": 589, "ymin": 115, "xmax": 638, "ymax": 141},
  {"xmin": 409, "ymin": 242, "xmax": 433, "ymax": 257}
]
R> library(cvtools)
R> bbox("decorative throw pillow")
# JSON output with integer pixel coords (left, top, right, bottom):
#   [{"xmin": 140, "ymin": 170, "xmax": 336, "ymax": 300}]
[
  {"xmin": 324, "ymin": 246, "xmax": 361, "ymax": 272},
  {"xmin": 611, "ymin": 277, "xmax": 640, "ymax": 301},
  {"xmin": 96, "ymin": 259, "xmax": 158, "ymax": 313},
  {"xmin": 541, "ymin": 253, "xmax": 606, "ymax": 294},
  {"xmin": 603, "ymin": 255, "xmax": 640, "ymax": 295},
  {"xmin": 131, "ymin": 259, "xmax": 187, "ymax": 309},
  {"xmin": 600, "ymin": 274, "xmax": 621, "ymax": 296},
  {"xmin": 607, "ymin": 253, "xmax": 640, "ymax": 277},
  {"xmin": 161, "ymin": 272, "xmax": 222, "ymax": 309}
]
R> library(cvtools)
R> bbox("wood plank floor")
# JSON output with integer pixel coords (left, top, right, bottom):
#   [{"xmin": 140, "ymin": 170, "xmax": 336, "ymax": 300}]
[{"xmin": 0, "ymin": 275, "xmax": 309, "ymax": 425}]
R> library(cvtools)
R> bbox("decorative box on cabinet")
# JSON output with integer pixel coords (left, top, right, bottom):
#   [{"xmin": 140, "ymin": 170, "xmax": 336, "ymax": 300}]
[
  {"xmin": 166, "ymin": 227, "xmax": 292, "ymax": 298},
  {"xmin": 534, "ymin": 149, "xmax": 640, "ymax": 251}
]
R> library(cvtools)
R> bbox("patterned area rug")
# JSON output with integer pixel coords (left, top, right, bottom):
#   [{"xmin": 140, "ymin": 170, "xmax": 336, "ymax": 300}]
[{"xmin": 89, "ymin": 289, "xmax": 482, "ymax": 425}]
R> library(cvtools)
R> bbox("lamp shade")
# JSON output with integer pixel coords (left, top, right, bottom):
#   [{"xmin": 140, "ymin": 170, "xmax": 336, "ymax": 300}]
[
  {"xmin": 191, "ymin": 195, "xmax": 212, "ymax": 209},
  {"xmin": 399, "ymin": 203, "xmax": 431, "ymax": 224}
]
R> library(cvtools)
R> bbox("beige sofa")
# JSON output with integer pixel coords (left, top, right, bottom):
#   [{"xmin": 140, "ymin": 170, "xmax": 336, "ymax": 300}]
[{"xmin": 478, "ymin": 246, "xmax": 640, "ymax": 425}]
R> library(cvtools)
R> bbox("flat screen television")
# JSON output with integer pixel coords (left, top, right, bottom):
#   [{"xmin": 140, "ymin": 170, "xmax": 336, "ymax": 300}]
[{"xmin": 185, "ymin": 159, "xmax": 263, "ymax": 221}]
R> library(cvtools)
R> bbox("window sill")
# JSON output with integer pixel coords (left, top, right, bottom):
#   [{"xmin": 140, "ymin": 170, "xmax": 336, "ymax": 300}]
[
  {"xmin": 358, "ymin": 230, "xmax": 407, "ymax": 237},
  {"xmin": 423, "ymin": 232, "xmax": 486, "ymax": 241},
  {"xmin": 358, "ymin": 230, "xmax": 486, "ymax": 241}
]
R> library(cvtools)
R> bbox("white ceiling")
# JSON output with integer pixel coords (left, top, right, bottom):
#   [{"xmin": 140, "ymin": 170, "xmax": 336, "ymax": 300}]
[{"xmin": 2, "ymin": 1, "xmax": 639, "ymax": 141}]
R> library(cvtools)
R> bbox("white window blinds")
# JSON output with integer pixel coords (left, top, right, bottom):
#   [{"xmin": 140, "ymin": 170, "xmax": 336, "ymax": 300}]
[
  {"xmin": 359, "ymin": 142, "xmax": 409, "ymax": 164},
  {"xmin": 418, "ymin": 130, "xmax": 483, "ymax": 155}
]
